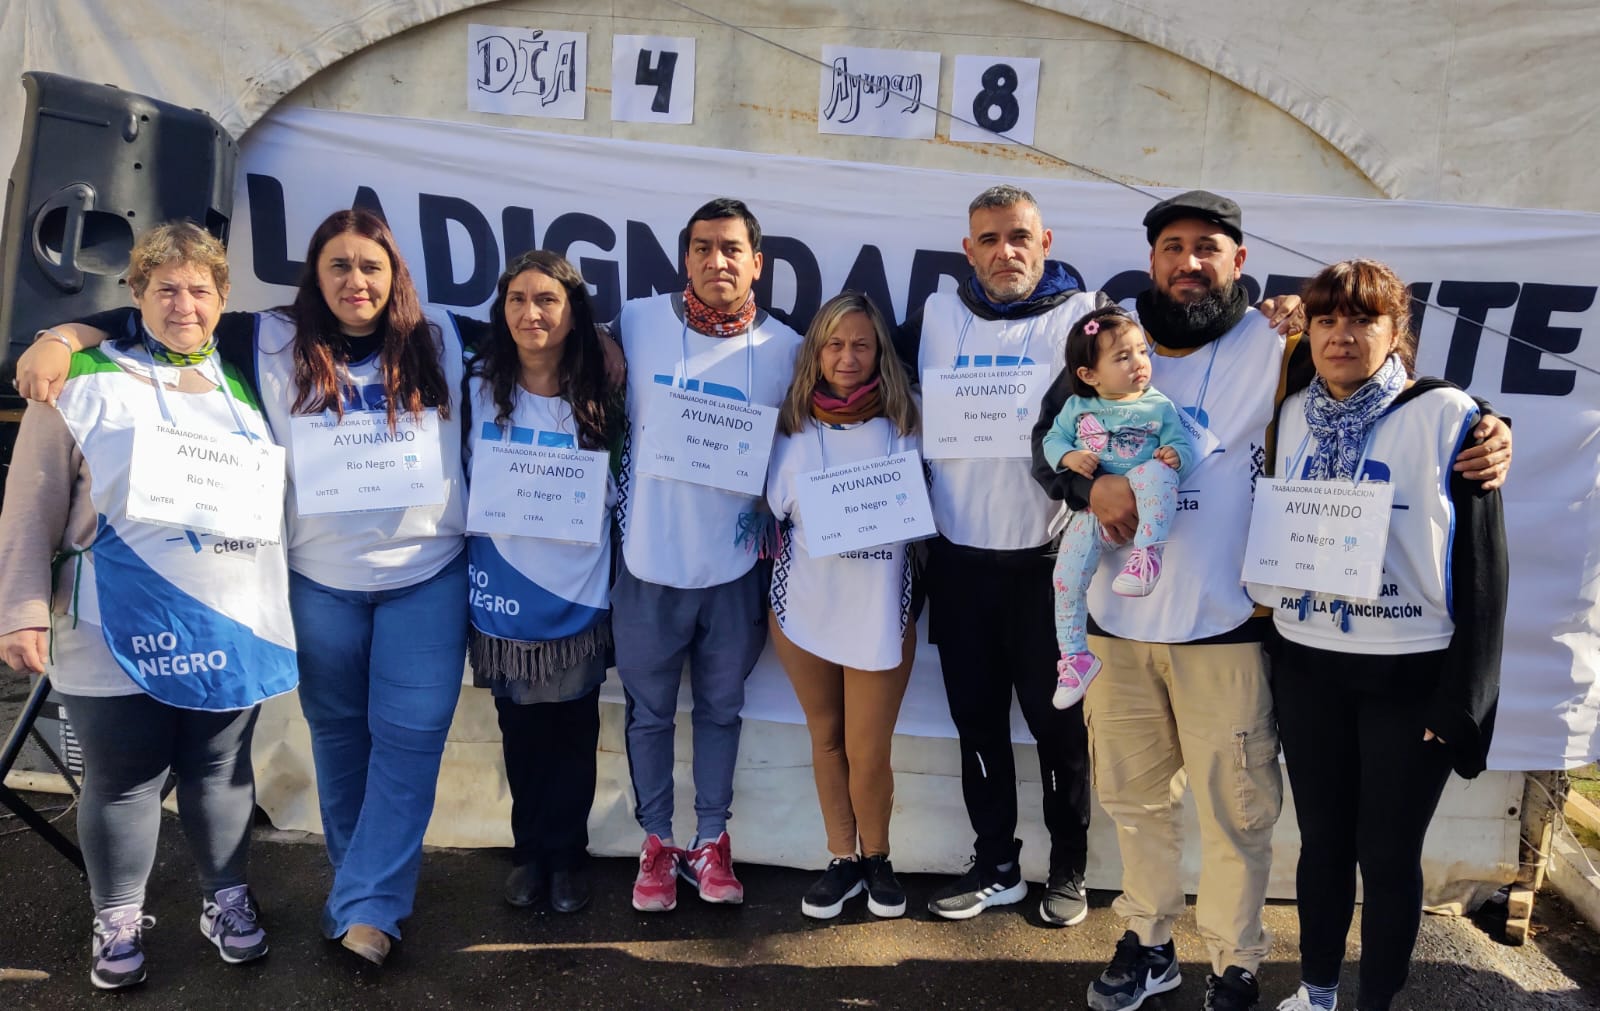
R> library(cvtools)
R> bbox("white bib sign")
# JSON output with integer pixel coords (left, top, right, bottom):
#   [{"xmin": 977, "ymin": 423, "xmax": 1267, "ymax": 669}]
[
  {"xmin": 794, "ymin": 449, "xmax": 936, "ymax": 557},
  {"xmin": 1176, "ymin": 405, "xmax": 1222, "ymax": 460},
  {"xmin": 466, "ymin": 441, "xmax": 608, "ymax": 544},
  {"xmin": 921, "ymin": 364, "xmax": 1051, "ymax": 460},
  {"xmin": 290, "ymin": 409, "xmax": 447, "ymax": 516},
  {"xmin": 126, "ymin": 424, "xmax": 286, "ymax": 541},
  {"xmin": 636, "ymin": 385, "xmax": 778, "ymax": 497},
  {"xmin": 1242, "ymin": 478, "xmax": 1396, "ymax": 598}
]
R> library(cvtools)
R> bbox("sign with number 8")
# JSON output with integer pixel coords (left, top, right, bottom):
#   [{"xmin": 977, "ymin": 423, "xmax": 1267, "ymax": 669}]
[{"xmin": 951, "ymin": 54, "xmax": 1041, "ymax": 145}]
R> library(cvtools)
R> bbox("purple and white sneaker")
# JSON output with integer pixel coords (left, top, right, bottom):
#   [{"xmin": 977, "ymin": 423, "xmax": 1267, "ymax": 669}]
[
  {"xmin": 200, "ymin": 884, "xmax": 268, "ymax": 964},
  {"xmin": 91, "ymin": 904, "xmax": 155, "ymax": 990}
]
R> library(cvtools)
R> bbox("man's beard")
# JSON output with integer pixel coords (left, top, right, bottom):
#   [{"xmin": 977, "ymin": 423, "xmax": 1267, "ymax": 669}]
[
  {"xmin": 1149, "ymin": 281, "xmax": 1234, "ymax": 332},
  {"xmin": 979, "ymin": 263, "xmax": 1040, "ymax": 303}
]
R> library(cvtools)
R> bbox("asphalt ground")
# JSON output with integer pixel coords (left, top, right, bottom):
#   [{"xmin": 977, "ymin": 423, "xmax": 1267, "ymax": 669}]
[{"xmin": 0, "ymin": 794, "xmax": 1597, "ymax": 1010}]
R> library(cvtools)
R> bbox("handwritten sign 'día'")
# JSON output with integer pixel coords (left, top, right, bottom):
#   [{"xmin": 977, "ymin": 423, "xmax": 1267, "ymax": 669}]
[
  {"xmin": 468, "ymin": 24, "xmax": 587, "ymax": 121},
  {"xmin": 818, "ymin": 45, "xmax": 940, "ymax": 140}
]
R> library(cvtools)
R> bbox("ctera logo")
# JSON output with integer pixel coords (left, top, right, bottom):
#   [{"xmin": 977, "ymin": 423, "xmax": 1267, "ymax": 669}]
[{"xmin": 165, "ymin": 531, "xmax": 208, "ymax": 554}]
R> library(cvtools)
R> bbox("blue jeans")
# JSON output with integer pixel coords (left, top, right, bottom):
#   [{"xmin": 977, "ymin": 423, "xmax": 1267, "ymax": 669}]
[{"xmin": 290, "ymin": 549, "xmax": 468, "ymax": 939}]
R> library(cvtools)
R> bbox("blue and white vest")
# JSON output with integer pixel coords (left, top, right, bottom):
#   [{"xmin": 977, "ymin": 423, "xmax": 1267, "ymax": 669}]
[{"xmin": 54, "ymin": 345, "xmax": 297, "ymax": 711}]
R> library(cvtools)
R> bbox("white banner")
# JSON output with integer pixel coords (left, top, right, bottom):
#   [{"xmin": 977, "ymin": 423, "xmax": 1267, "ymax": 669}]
[{"xmin": 229, "ymin": 106, "xmax": 1600, "ymax": 770}]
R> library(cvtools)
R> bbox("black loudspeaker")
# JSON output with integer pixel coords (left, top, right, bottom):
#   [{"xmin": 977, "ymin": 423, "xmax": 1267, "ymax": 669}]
[{"xmin": 0, "ymin": 72, "xmax": 238, "ymax": 408}]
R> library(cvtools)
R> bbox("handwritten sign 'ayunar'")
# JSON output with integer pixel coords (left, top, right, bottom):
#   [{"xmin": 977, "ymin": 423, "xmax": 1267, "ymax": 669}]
[
  {"xmin": 818, "ymin": 45, "xmax": 940, "ymax": 140},
  {"xmin": 468, "ymin": 24, "xmax": 587, "ymax": 121}
]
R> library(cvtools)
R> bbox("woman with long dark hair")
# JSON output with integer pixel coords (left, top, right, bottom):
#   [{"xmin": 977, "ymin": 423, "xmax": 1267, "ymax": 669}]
[{"xmin": 462, "ymin": 250, "xmax": 621, "ymax": 914}]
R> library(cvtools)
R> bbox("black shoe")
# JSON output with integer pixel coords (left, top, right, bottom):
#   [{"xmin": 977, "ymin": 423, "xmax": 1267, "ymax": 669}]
[
  {"xmin": 926, "ymin": 860, "xmax": 1027, "ymax": 920},
  {"xmin": 800, "ymin": 858, "xmax": 864, "ymax": 919},
  {"xmin": 861, "ymin": 855, "xmax": 906, "ymax": 918},
  {"xmin": 503, "ymin": 864, "xmax": 545, "ymax": 908},
  {"xmin": 1038, "ymin": 871, "xmax": 1088, "ymax": 927},
  {"xmin": 549, "ymin": 868, "xmax": 590, "ymax": 914},
  {"xmin": 1086, "ymin": 929, "xmax": 1181, "ymax": 1010},
  {"xmin": 1205, "ymin": 966, "xmax": 1261, "ymax": 1011}
]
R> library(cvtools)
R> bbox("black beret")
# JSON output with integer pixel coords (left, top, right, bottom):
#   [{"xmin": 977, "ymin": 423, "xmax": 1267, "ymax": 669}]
[{"xmin": 1143, "ymin": 190, "xmax": 1243, "ymax": 246}]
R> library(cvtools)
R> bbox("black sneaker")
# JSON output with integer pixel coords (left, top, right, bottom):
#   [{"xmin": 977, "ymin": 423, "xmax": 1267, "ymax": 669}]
[
  {"xmin": 1205, "ymin": 965, "xmax": 1261, "ymax": 1011},
  {"xmin": 926, "ymin": 860, "xmax": 1027, "ymax": 920},
  {"xmin": 1087, "ymin": 929, "xmax": 1181, "ymax": 1010},
  {"xmin": 1038, "ymin": 871, "xmax": 1088, "ymax": 927},
  {"xmin": 862, "ymin": 855, "xmax": 906, "ymax": 918},
  {"xmin": 800, "ymin": 858, "xmax": 863, "ymax": 919}
]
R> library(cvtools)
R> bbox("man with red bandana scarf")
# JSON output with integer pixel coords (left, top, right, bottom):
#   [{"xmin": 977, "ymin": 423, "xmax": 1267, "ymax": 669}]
[{"xmin": 609, "ymin": 198, "xmax": 802, "ymax": 914}]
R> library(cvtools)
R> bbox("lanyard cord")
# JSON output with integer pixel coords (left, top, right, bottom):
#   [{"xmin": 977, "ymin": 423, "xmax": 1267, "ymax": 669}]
[
  {"xmin": 951, "ymin": 313, "xmax": 1040, "ymax": 369},
  {"xmin": 678, "ymin": 316, "xmax": 755, "ymax": 399},
  {"xmin": 812, "ymin": 417, "xmax": 893, "ymax": 470}
]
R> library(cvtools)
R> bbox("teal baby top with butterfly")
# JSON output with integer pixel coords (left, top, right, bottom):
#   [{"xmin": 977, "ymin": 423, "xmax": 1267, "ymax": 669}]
[{"xmin": 1041, "ymin": 387, "xmax": 1196, "ymax": 480}]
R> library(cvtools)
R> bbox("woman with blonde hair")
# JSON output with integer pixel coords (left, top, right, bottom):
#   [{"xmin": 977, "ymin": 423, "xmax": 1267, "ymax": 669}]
[{"xmin": 766, "ymin": 291, "xmax": 923, "ymax": 920}]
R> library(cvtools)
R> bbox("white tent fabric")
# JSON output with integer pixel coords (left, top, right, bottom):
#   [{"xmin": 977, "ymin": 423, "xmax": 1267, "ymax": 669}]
[{"xmin": 4, "ymin": 1, "xmax": 1600, "ymax": 212}]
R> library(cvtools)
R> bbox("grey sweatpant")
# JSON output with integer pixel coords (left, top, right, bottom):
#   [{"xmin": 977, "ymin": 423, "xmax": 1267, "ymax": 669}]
[{"xmin": 61, "ymin": 692, "xmax": 259, "ymax": 912}]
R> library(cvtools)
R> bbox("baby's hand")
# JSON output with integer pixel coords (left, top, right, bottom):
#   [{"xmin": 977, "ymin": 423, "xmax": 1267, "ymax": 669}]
[
  {"xmin": 1154, "ymin": 446, "xmax": 1181, "ymax": 471},
  {"xmin": 1062, "ymin": 450, "xmax": 1100, "ymax": 478}
]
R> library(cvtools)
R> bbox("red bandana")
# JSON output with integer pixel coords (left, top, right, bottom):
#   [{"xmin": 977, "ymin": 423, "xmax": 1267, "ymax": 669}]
[{"xmin": 683, "ymin": 283, "xmax": 758, "ymax": 337}]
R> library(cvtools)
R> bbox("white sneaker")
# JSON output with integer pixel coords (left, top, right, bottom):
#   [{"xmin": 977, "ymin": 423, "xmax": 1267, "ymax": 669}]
[{"xmin": 1276, "ymin": 986, "xmax": 1333, "ymax": 1011}]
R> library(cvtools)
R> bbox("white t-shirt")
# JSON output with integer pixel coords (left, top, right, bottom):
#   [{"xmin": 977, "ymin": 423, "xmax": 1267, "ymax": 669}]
[
  {"xmin": 917, "ymin": 291, "xmax": 1099, "ymax": 549},
  {"xmin": 254, "ymin": 310, "xmax": 467, "ymax": 591},
  {"xmin": 464, "ymin": 375, "xmax": 614, "ymax": 642},
  {"xmin": 1088, "ymin": 309, "xmax": 1285, "ymax": 642},
  {"xmin": 616, "ymin": 293, "xmax": 801, "ymax": 589},
  {"xmin": 767, "ymin": 417, "xmax": 918, "ymax": 671}
]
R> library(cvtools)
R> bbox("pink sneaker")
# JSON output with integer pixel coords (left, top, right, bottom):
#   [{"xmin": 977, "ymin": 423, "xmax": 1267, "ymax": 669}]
[
  {"xmin": 631, "ymin": 835, "xmax": 680, "ymax": 912},
  {"xmin": 1112, "ymin": 545, "xmax": 1164, "ymax": 597},
  {"xmin": 679, "ymin": 831, "xmax": 745, "ymax": 904},
  {"xmin": 1052, "ymin": 653, "xmax": 1102, "ymax": 710}
]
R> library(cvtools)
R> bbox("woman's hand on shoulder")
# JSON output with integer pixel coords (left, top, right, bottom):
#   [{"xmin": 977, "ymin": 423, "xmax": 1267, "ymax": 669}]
[
  {"xmin": 1453, "ymin": 415, "xmax": 1512, "ymax": 491},
  {"xmin": 13, "ymin": 327, "xmax": 87, "ymax": 407}
]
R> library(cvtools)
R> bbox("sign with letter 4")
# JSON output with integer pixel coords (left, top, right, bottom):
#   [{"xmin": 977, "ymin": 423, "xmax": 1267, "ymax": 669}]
[{"xmin": 612, "ymin": 35, "xmax": 695, "ymax": 124}]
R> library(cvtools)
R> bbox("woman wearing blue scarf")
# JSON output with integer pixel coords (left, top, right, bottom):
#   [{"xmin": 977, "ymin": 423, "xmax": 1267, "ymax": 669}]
[{"xmin": 1248, "ymin": 259, "xmax": 1507, "ymax": 1011}]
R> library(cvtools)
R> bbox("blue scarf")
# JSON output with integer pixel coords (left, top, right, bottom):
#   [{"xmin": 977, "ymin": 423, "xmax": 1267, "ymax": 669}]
[
  {"xmin": 963, "ymin": 261, "xmax": 1080, "ymax": 316},
  {"xmin": 1302, "ymin": 354, "xmax": 1407, "ymax": 480}
]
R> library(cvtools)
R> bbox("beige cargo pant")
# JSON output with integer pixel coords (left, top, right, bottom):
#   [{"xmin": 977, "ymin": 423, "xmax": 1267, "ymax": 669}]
[{"xmin": 1083, "ymin": 636, "xmax": 1282, "ymax": 974}]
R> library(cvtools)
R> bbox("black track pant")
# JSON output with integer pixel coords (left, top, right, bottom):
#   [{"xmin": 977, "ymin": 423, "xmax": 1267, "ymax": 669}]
[{"xmin": 926, "ymin": 538, "xmax": 1090, "ymax": 876}]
